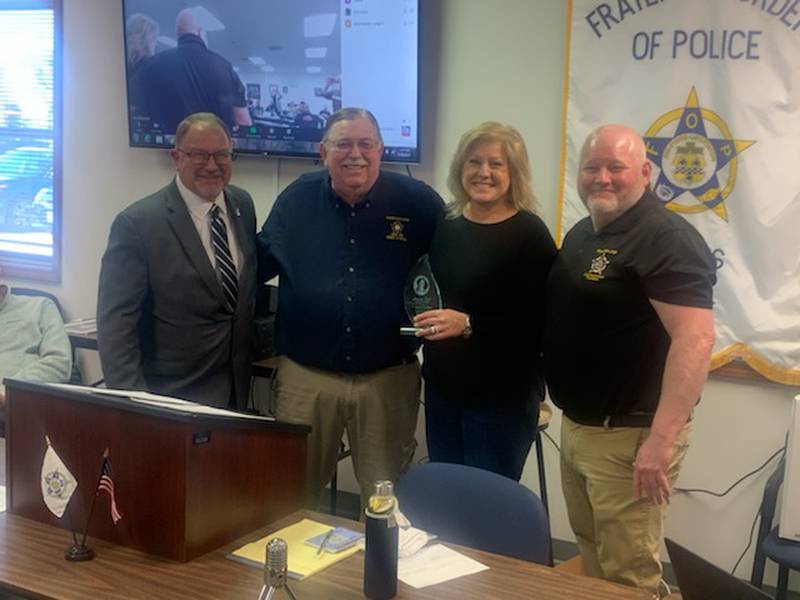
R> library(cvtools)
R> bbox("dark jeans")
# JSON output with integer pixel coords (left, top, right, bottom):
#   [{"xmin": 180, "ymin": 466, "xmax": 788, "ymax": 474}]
[{"xmin": 423, "ymin": 381, "xmax": 539, "ymax": 481}]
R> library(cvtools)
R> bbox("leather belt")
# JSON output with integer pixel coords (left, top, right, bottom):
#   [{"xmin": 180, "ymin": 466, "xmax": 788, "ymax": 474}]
[{"xmin": 566, "ymin": 412, "xmax": 655, "ymax": 428}]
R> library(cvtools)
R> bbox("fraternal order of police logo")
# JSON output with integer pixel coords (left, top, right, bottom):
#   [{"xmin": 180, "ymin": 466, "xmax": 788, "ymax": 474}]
[
  {"xmin": 385, "ymin": 215, "xmax": 409, "ymax": 241},
  {"xmin": 584, "ymin": 248, "xmax": 618, "ymax": 282},
  {"xmin": 644, "ymin": 87, "xmax": 755, "ymax": 221},
  {"xmin": 44, "ymin": 470, "xmax": 68, "ymax": 498}
]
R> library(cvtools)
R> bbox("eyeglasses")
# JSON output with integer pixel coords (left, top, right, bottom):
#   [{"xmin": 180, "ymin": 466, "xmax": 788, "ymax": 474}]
[
  {"xmin": 326, "ymin": 138, "xmax": 380, "ymax": 153},
  {"xmin": 178, "ymin": 149, "xmax": 236, "ymax": 165}
]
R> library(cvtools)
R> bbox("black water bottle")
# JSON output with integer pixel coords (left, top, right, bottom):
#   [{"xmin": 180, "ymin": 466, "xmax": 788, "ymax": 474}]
[{"xmin": 363, "ymin": 480, "xmax": 399, "ymax": 600}]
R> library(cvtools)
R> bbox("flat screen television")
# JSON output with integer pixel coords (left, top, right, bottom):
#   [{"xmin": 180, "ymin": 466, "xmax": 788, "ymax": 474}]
[{"xmin": 122, "ymin": 0, "xmax": 420, "ymax": 163}]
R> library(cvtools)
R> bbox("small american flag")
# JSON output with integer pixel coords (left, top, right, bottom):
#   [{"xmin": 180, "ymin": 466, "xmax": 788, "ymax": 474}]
[{"xmin": 97, "ymin": 458, "xmax": 123, "ymax": 524}]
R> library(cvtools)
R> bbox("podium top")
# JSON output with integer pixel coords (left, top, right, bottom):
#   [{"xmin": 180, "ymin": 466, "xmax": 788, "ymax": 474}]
[{"xmin": 4, "ymin": 379, "xmax": 309, "ymax": 434}]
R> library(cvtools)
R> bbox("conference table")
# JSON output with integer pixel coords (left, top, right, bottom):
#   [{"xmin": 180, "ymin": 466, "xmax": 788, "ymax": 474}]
[{"xmin": 0, "ymin": 509, "xmax": 651, "ymax": 599}]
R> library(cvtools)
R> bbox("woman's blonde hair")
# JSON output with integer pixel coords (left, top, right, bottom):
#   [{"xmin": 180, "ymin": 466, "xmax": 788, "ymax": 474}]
[
  {"xmin": 126, "ymin": 13, "xmax": 159, "ymax": 66},
  {"xmin": 446, "ymin": 122, "xmax": 538, "ymax": 218}
]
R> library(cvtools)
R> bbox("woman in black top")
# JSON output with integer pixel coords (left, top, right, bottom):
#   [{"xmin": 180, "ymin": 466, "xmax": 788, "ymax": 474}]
[{"xmin": 413, "ymin": 122, "xmax": 556, "ymax": 481}]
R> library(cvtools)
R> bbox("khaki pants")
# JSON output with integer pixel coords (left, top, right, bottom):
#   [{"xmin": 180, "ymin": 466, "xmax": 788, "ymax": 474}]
[
  {"xmin": 560, "ymin": 415, "xmax": 692, "ymax": 595},
  {"xmin": 273, "ymin": 356, "xmax": 421, "ymax": 510}
]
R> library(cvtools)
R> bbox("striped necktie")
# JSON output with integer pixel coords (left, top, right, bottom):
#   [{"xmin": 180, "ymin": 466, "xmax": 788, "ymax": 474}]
[{"xmin": 210, "ymin": 204, "xmax": 238, "ymax": 312}]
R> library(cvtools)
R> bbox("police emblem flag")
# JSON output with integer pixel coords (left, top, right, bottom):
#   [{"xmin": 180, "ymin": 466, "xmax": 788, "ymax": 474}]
[
  {"xmin": 560, "ymin": 0, "xmax": 800, "ymax": 384},
  {"xmin": 40, "ymin": 435, "xmax": 78, "ymax": 518}
]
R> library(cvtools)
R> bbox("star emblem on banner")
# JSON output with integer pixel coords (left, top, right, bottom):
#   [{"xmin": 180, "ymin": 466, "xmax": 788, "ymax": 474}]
[{"xmin": 643, "ymin": 87, "xmax": 755, "ymax": 221}]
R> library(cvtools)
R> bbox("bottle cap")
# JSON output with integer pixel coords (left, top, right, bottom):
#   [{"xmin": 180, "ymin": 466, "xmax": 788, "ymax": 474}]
[{"xmin": 374, "ymin": 480, "xmax": 394, "ymax": 497}]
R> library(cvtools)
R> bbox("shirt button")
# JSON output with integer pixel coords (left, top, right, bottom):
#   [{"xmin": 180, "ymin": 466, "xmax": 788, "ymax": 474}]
[
  {"xmin": 347, "ymin": 296, "xmax": 353, "ymax": 302},
  {"xmin": 350, "ymin": 238, "xmax": 355, "ymax": 244},
  {"xmin": 351, "ymin": 211, "xmax": 356, "ymax": 217},
  {"xmin": 348, "ymin": 266, "xmax": 354, "ymax": 272},
  {"xmin": 345, "ymin": 355, "xmax": 352, "ymax": 361},
  {"xmin": 345, "ymin": 326, "xmax": 352, "ymax": 333}
]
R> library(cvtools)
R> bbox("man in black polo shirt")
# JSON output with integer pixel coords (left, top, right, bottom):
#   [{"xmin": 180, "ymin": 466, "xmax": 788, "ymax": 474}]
[
  {"xmin": 258, "ymin": 108, "xmax": 444, "ymax": 508},
  {"xmin": 134, "ymin": 8, "xmax": 252, "ymax": 134},
  {"xmin": 544, "ymin": 124, "xmax": 716, "ymax": 595}
]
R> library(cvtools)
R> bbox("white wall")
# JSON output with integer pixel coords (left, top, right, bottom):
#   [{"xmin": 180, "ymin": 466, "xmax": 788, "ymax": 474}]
[{"xmin": 7, "ymin": 0, "xmax": 796, "ymax": 589}]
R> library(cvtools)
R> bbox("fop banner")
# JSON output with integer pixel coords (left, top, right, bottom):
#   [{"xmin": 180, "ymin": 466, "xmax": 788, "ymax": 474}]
[{"xmin": 559, "ymin": 0, "xmax": 800, "ymax": 384}]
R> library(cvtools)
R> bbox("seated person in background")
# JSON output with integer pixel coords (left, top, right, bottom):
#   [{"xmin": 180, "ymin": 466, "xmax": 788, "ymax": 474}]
[
  {"xmin": 293, "ymin": 101, "xmax": 322, "ymax": 129},
  {"xmin": 0, "ymin": 271, "xmax": 72, "ymax": 408}
]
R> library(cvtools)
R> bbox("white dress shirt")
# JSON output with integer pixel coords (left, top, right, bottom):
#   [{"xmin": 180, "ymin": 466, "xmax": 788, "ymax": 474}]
[{"xmin": 176, "ymin": 175, "xmax": 242, "ymax": 279}]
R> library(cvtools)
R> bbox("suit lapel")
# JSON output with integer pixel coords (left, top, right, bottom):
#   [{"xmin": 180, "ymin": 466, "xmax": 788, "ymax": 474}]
[
  {"xmin": 225, "ymin": 189, "xmax": 252, "ymax": 278},
  {"xmin": 165, "ymin": 180, "xmax": 227, "ymax": 305}
]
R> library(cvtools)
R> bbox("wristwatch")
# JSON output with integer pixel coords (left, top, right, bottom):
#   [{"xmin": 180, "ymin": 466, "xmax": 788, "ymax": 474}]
[{"xmin": 462, "ymin": 314, "xmax": 473, "ymax": 339}]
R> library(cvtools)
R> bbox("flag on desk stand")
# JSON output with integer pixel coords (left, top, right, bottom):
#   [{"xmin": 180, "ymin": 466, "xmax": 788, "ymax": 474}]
[
  {"xmin": 96, "ymin": 454, "xmax": 122, "ymax": 524},
  {"xmin": 40, "ymin": 435, "xmax": 77, "ymax": 518}
]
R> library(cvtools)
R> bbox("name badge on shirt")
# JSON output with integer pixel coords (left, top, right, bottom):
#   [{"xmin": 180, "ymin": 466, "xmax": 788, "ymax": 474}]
[
  {"xmin": 583, "ymin": 248, "xmax": 618, "ymax": 282},
  {"xmin": 385, "ymin": 215, "xmax": 409, "ymax": 242}
]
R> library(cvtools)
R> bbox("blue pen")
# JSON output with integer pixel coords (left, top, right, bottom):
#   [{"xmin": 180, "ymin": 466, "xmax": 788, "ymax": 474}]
[{"xmin": 316, "ymin": 528, "xmax": 335, "ymax": 556}]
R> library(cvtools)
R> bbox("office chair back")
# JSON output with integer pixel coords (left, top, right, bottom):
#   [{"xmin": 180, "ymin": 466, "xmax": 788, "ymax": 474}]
[
  {"xmin": 750, "ymin": 454, "xmax": 800, "ymax": 599},
  {"xmin": 395, "ymin": 462, "xmax": 552, "ymax": 565}
]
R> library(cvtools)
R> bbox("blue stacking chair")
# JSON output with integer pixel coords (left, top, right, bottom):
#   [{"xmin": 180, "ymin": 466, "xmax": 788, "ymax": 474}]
[
  {"xmin": 751, "ymin": 456, "xmax": 800, "ymax": 600},
  {"xmin": 395, "ymin": 462, "xmax": 552, "ymax": 565}
]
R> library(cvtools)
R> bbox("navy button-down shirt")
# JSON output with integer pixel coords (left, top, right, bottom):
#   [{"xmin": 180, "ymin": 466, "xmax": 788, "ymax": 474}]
[{"xmin": 258, "ymin": 170, "xmax": 444, "ymax": 373}]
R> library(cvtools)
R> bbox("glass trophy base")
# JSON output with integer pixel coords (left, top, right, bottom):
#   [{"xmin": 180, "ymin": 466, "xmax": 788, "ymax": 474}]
[{"xmin": 400, "ymin": 326, "xmax": 420, "ymax": 336}]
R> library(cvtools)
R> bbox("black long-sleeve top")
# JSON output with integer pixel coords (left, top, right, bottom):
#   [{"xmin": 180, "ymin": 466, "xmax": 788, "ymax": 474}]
[{"xmin": 422, "ymin": 210, "xmax": 557, "ymax": 407}]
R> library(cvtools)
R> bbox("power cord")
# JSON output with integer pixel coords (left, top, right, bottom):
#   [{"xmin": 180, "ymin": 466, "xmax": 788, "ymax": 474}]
[
  {"xmin": 731, "ymin": 503, "xmax": 762, "ymax": 576},
  {"xmin": 543, "ymin": 429, "xmax": 560, "ymax": 453},
  {"xmin": 674, "ymin": 445, "xmax": 785, "ymax": 497},
  {"xmin": 536, "ymin": 420, "xmax": 785, "ymax": 578},
  {"xmin": 672, "ymin": 444, "xmax": 786, "ymax": 577}
]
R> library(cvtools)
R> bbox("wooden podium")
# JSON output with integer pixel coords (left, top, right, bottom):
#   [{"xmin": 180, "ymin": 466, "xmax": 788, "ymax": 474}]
[{"xmin": 4, "ymin": 379, "xmax": 309, "ymax": 562}]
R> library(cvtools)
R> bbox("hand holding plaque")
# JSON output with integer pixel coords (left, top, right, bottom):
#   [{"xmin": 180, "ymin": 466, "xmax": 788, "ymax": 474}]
[{"xmin": 400, "ymin": 255, "xmax": 442, "ymax": 335}]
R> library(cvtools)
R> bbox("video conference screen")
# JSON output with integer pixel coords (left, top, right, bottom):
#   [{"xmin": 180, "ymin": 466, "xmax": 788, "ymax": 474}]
[{"xmin": 122, "ymin": 0, "xmax": 420, "ymax": 163}]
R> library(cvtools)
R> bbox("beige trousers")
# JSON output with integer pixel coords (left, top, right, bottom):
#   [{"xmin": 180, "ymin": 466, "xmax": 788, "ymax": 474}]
[
  {"xmin": 560, "ymin": 415, "xmax": 692, "ymax": 595},
  {"xmin": 273, "ymin": 356, "xmax": 421, "ymax": 510}
]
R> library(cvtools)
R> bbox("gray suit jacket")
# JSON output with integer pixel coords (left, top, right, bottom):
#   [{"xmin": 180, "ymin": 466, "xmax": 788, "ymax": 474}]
[{"xmin": 97, "ymin": 180, "xmax": 257, "ymax": 408}]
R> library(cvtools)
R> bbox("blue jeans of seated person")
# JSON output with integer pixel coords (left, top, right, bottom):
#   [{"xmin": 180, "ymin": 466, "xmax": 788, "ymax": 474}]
[{"xmin": 423, "ymin": 382, "xmax": 539, "ymax": 481}]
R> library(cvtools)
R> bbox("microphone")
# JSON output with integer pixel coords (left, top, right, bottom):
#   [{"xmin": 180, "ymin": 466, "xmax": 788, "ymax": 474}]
[
  {"xmin": 265, "ymin": 538, "xmax": 288, "ymax": 588},
  {"xmin": 258, "ymin": 538, "xmax": 298, "ymax": 600}
]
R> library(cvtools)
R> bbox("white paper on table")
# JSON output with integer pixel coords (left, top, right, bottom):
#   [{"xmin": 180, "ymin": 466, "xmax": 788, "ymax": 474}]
[
  {"xmin": 45, "ymin": 383, "xmax": 275, "ymax": 421},
  {"xmin": 398, "ymin": 525, "xmax": 436, "ymax": 558},
  {"xmin": 398, "ymin": 543, "xmax": 488, "ymax": 589}
]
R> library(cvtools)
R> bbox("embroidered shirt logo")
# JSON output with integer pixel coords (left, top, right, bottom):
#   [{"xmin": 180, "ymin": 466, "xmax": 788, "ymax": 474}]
[
  {"xmin": 583, "ymin": 248, "xmax": 618, "ymax": 282},
  {"xmin": 385, "ymin": 215, "xmax": 409, "ymax": 241}
]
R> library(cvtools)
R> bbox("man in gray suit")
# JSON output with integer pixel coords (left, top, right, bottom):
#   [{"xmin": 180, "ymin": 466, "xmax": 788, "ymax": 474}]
[{"xmin": 97, "ymin": 112, "xmax": 256, "ymax": 408}]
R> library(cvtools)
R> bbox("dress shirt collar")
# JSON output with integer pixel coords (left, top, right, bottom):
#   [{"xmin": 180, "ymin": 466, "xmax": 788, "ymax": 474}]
[{"xmin": 175, "ymin": 174, "xmax": 227, "ymax": 218}]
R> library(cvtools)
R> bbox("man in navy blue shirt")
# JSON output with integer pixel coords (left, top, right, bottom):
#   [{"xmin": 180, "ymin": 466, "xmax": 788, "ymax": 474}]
[{"xmin": 258, "ymin": 108, "xmax": 444, "ymax": 508}]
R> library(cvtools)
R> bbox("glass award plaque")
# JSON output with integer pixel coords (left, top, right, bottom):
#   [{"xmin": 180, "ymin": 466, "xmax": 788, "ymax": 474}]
[{"xmin": 401, "ymin": 255, "xmax": 442, "ymax": 335}]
